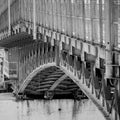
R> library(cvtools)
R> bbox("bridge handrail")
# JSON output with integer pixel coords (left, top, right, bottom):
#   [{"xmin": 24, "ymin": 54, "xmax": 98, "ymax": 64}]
[
  {"xmin": 60, "ymin": 50, "xmax": 119, "ymax": 120},
  {"xmin": 19, "ymin": 43, "xmax": 56, "ymax": 86}
]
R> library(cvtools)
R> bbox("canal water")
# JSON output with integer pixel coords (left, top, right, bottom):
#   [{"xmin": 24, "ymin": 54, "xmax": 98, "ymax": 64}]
[{"xmin": 0, "ymin": 95, "xmax": 106, "ymax": 120}]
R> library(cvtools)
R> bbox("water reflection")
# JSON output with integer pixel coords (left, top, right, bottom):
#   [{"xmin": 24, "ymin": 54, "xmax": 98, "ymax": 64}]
[{"xmin": 0, "ymin": 99, "xmax": 105, "ymax": 120}]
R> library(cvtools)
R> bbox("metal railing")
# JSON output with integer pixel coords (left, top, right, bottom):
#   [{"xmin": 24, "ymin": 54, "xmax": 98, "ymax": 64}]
[
  {"xmin": 9, "ymin": 62, "xmax": 18, "ymax": 78},
  {"xmin": 60, "ymin": 50, "xmax": 120, "ymax": 120},
  {"xmin": 19, "ymin": 42, "xmax": 56, "ymax": 85}
]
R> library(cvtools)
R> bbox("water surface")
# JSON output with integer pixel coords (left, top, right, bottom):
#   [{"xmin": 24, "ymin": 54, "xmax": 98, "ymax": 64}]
[{"xmin": 0, "ymin": 98, "xmax": 106, "ymax": 120}]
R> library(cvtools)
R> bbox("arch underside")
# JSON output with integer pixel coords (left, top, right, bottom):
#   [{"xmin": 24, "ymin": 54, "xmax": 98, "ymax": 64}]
[{"xmin": 19, "ymin": 66, "xmax": 87, "ymax": 99}]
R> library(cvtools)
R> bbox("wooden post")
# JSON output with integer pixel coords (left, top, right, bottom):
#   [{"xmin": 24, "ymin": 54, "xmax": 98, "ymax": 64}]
[
  {"xmin": 33, "ymin": 0, "xmax": 36, "ymax": 39},
  {"xmin": 8, "ymin": 0, "xmax": 11, "ymax": 35},
  {"xmin": 118, "ymin": 72, "xmax": 120, "ymax": 118},
  {"xmin": 55, "ymin": 40, "xmax": 60, "ymax": 66},
  {"xmin": 101, "ymin": 69, "xmax": 105, "ymax": 106},
  {"xmin": 17, "ymin": 47, "xmax": 20, "ymax": 87},
  {"xmin": 99, "ymin": 0, "xmax": 103, "ymax": 44},
  {"xmin": 74, "ymin": 55, "xmax": 77, "ymax": 76},
  {"xmin": 82, "ymin": 62, "xmax": 85, "ymax": 84},
  {"xmin": 105, "ymin": 0, "xmax": 113, "ymax": 80},
  {"xmin": 91, "ymin": 62, "xmax": 95, "ymax": 94},
  {"xmin": 90, "ymin": 0, "xmax": 94, "ymax": 43},
  {"xmin": 82, "ymin": 0, "xmax": 86, "ymax": 41},
  {"xmin": 42, "ymin": 42, "xmax": 45, "ymax": 64},
  {"xmin": 45, "ymin": 43, "xmax": 48, "ymax": 63}
]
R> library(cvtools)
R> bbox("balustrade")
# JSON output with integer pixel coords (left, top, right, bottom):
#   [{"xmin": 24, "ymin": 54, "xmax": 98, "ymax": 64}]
[
  {"xmin": 60, "ymin": 49, "xmax": 119, "ymax": 120},
  {"xmin": 19, "ymin": 41, "xmax": 56, "ymax": 86}
]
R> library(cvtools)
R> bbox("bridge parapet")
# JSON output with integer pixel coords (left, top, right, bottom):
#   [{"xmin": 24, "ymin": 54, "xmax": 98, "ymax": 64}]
[
  {"xmin": 59, "ymin": 50, "xmax": 120, "ymax": 120},
  {"xmin": 18, "ymin": 41, "xmax": 56, "ymax": 87}
]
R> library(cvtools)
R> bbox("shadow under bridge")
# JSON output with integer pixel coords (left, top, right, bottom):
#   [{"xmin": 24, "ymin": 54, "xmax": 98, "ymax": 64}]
[{"xmin": 18, "ymin": 66, "xmax": 87, "ymax": 100}]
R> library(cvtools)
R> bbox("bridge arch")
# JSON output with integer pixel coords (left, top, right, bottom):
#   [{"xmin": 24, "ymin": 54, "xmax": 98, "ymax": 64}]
[
  {"xmin": 17, "ymin": 64, "xmax": 86, "ymax": 100},
  {"xmin": 17, "ymin": 62, "xmax": 112, "ymax": 120}
]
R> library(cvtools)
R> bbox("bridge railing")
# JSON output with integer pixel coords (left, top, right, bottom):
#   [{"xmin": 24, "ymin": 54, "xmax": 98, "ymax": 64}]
[
  {"xmin": 60, "ymin": 50, "xmax": 120, "ymax": 120},
  {"xmin": 19, "ymin": 42, "xmax": 56, "ymax": 86}
]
